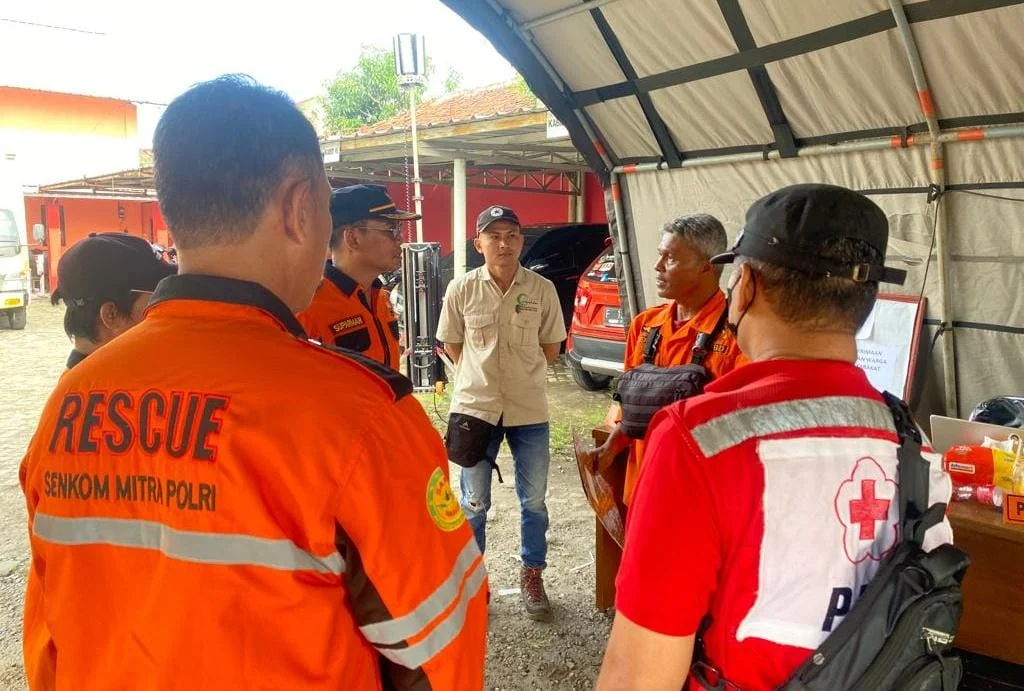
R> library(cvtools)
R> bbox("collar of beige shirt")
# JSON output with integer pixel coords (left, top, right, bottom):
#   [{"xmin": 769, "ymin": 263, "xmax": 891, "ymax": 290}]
[{"xmin": 477, "ymin": 264, "xmax": 523, "ymax": 294}]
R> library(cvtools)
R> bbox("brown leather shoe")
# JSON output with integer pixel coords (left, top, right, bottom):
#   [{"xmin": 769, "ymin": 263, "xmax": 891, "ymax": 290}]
[{"xmin": 520, "ymin": 566, "xmax": 552, "ymax": 621}]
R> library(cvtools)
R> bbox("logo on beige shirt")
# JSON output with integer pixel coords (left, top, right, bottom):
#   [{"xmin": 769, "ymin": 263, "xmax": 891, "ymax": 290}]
[{"xmin": 514, "ymin": 293, "xmax": 539, "ymax": 314}]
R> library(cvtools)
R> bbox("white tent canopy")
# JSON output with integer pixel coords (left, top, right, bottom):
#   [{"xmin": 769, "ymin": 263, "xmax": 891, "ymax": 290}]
[{"xmin": 443, "ymin": 0, "xmax": 1024, "ymax": 423}]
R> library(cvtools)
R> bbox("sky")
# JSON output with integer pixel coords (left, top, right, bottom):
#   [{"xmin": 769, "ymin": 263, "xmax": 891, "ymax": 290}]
[{"xmin": 0, "ymin": 0, "xmax": 516, "ymax": 105}]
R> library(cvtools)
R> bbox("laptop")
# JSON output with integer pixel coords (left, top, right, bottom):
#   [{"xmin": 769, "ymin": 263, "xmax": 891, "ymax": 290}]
[{"xmin": 929, "ymin": 414, "xmax": 1022, "ymax": 454}]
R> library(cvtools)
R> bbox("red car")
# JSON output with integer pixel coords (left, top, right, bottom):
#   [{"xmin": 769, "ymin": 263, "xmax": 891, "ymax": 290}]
[{"xmin": 566, "ymin": 241, "xmax": 627, "ymax": 390}]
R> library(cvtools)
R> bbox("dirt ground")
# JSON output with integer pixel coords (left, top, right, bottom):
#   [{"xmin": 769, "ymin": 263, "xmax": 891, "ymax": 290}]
[{"xmin": 0, "ymin": 299, "xmax": 614, "ymax": 690}]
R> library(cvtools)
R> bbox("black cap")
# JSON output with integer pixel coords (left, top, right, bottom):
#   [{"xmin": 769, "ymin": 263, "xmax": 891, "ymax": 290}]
[
  {"xmin": 55, "ymin": 232, "xmax": 176, "ymax": 305},
  {"xmin": 710, "ymin": 184, "xmax": 906, "ymax": 285},
  {"xmin": 330, "ymin": 184, "xmax": 420, "ymax": 228},
  {"xmin": 476, "ymin": 205, "xmax": 520, "ymax": 233}
]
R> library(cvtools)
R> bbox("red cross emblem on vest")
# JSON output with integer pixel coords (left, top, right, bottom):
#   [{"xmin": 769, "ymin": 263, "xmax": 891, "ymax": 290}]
[
  {"xmin": 849, "ymin": 480, "xmax": 891, "ymax": 540},
  {"xmin": 834, "ymin": 457, "xmax": 898, "ymax": 564}
]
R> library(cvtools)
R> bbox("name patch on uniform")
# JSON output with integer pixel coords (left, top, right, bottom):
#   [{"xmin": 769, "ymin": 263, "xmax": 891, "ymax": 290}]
[
  {"xmin": 426, "ymin": 467, "xmax": 465, "ymax": 531},
  {"xmin": 330, "ymin": 315, "xmax": 366, "ymax": 336}
]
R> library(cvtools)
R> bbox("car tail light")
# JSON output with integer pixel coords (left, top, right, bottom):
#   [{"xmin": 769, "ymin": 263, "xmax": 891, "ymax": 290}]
[{"xmin": 575, "ymin": 285, "xmax": 591, "ymax": 311}]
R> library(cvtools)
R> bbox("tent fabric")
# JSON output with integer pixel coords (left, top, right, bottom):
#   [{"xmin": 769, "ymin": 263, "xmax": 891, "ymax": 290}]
[
  {"xmin": 739, "ymin": 0, "xmax": 891, "ymax": 45},
  {"xmin": 649, "ymin": 73, "xmax": 775, "ymax": 150},
  {"xmin": 531, "ymin": 16, "xmax": 626, "ymax": 92},
  {"xmin": 442, "ymin": 0, "xmax": 1024, "ymax": 419},
  {"xmin": 764, "ymin": 34, "xmax": 922, "ymax": 137},
  {"xmin": 454, "ymin": 0, "xmax": 1024, "ymax": 160},
  {"xmin": 601, "ymin": 0, "xmax": 738, "ymax": 77},
  {"xmin": 620, "ymin": 139, "xmax": 1024, "ymax": 415},
  {"xmin": 585, "ymin": 97, "xmax": 661, "ymax": 158},
  {"xmin": 913, "ymin": 6, "xmax": 1024, "ymax": 120}
]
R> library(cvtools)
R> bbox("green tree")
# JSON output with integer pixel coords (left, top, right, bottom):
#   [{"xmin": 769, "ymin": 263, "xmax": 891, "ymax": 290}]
[
  {"xmin": 321, "ymin": 45, "xmax": 408, "ymax": 132},
  {"xmin": 510, "ymin": 71, "xmax": 535, "ymax": 99},
  {"xmin": 443, "ymin": 66, "xmax": 463, "ymax": 95},
  {"xmin": 321, "ymin": 45, "xmax": 462, "ymax": 134}
]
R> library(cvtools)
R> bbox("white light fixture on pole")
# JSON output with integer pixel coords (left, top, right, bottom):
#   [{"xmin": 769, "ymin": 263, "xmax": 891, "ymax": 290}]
[{"xmin": 394, "ymin": 33, "xmax": 426, "ymax": 243}]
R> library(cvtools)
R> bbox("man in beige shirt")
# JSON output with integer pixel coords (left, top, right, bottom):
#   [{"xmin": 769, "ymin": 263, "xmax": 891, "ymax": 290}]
[{"xmin": 437, "ymin": 205, "xmax": 566, "ymax": 621}]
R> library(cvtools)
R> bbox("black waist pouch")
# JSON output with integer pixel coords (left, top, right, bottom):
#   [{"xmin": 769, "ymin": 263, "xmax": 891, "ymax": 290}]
[
  {"xmin": 613, "ymin": 308, "xmax": 727, "ymax": 440},
  {"xmin": 614, "ymin": 363, "xmax": 711, "ymax": 439},
  {"xmin": 444, "ymin": 412, "xmax": 496, "ymax": 468}
]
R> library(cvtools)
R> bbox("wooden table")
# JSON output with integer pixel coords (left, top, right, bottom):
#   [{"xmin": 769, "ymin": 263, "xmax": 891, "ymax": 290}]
[
  {"xmin": 587, "ymin": 426, "xmax": 1024, "ymax": 666},
  {"xmin": 947, "ymin": 502, "xmax": 1024, "ymax": 665}
]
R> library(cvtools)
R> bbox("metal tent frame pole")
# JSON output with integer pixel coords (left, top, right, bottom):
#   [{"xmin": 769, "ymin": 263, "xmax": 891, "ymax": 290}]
[
  {"xmin": 610, "ymin": 173, "xmax": 639, "ymax": 318},
  {"xmin": 890, "ymin": 0, "xmax": 958, "ymax": 417},
  {"xmin": 521, "ymin": 0, "xmax": 625, "ymax": 31},
  {"xmin": 611, "ymin": 124, "xmax": 1024, "ymax": 175},
  {"xmin": 575, "ymin": 171, "xmax": 586, "ymax": 222},
  {"xmin": 453, "ymin": 158, "xmax": 467, "ymax": 279},
  {"xmin": 409, "ymin": 88, "xmax": 424, "ymax": 243}
]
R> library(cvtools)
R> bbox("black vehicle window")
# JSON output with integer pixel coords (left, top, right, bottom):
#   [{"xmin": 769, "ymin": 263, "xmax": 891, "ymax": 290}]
[
  {"xmin": 575, "ymin": 233, "xmax": 611, "ymax": 269},
  {"xmin": 520, "ymin": 231, "xmax": 543, "ymax": 257},
  {"xmin": 525, "ymin": 227, "xmax": 591, "ymax": 267}
]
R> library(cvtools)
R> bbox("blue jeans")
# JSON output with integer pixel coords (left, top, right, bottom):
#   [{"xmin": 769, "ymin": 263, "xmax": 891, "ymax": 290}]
[{"xmin": 458, "ymin": 420, "xmax": 550, "ymax": 569}]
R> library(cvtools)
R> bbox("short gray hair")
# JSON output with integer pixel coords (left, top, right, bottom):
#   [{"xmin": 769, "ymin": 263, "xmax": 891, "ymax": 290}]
[{"xmin": 662, "ymin": 213, "xmax": 727, "ymax": 261}]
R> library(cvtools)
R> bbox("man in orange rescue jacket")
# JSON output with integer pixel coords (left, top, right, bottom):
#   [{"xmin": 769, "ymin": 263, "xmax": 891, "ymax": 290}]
[
  {"xmin": 583, "ymin": 214, "xmax": 746, "ymax": 505},
  {"xmin": 20, "ymin": 74, "xmax": 487, "ymax": 691},
  {"xmin": 298, "ymin": 184, "xmax": 417, "ymax": 369}
]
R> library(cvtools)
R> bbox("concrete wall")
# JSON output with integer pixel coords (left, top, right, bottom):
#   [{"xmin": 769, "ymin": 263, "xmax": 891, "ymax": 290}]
[{"xmin": 24, "ymin": 197, "xmax": 165, "ymax": 292}]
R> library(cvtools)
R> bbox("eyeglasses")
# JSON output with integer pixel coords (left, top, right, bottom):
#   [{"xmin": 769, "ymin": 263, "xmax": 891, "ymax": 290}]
[{"xmin": 359, "ymin": 222, "xmax": 404, "ymax": 241}]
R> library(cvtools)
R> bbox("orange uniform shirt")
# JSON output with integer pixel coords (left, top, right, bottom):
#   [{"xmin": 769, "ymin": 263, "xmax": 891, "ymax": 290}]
[
  {"xmin": 298, "ymin": 264, "xmax": 401, "ymax": 370},
  {"xmin": 20, "ymin": 274, "xmax": 487, "ymax": 691},
  {"xmin": 621, "ymin": 290, "xmax": 746, "ymax": 504}
]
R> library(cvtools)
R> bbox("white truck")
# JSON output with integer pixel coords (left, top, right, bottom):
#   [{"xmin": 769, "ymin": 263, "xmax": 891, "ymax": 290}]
[{"xmin": 0, "ymin": 154, "xmax": 31, "ymax": 330}]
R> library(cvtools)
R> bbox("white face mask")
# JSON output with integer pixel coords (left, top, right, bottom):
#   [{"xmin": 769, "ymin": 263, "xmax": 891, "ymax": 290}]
[{"xmin": 725, "ymin": 266, "xmax": 755, "ymax": 337}]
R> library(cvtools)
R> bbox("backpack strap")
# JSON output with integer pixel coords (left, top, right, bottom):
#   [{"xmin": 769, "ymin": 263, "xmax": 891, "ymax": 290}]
[
  {"xmin": 691, "ymin": 616, "xmax": 741, "ymax": 690},
  {"xmin": 881, "ymin": 392, "xmax": 940, "ymax": 546},
  {"xmin": 691, "ymin": 305, "xmax": 729, "ymax": 368},
  {"xmin": 643, "ymin": 327, "xmax": 662, "ymax": 364}
]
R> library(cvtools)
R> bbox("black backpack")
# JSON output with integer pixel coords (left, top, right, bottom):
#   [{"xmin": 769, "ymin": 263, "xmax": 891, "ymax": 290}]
[
  {"xmin": 693, "ymin": 393, "xmax": 971, "ymax": 691},
  {"xmin": 613, "ymin": 309, "xmax": 727, "ymax": 440}
]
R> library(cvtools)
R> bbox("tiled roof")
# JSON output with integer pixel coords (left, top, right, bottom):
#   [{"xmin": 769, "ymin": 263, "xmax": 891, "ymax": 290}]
[{"xmin": 346, "ymin": 82, "xmax": 543, "ymax": 138}]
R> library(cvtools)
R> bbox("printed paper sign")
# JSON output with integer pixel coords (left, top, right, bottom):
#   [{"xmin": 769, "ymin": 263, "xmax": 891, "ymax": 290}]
[
  {"xmin": 856, "ymin": 343, "xmax": 902, "ymax": 395},
  {"xmin": 853, "ymin": 296, "xmax": 923, "ymax": 399}
]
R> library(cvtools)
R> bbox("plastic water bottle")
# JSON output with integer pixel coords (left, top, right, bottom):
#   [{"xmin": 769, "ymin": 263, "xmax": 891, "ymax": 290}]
[{"xmin": 952, "ymin": 484, "xmax": 1004, "ymax": 508}]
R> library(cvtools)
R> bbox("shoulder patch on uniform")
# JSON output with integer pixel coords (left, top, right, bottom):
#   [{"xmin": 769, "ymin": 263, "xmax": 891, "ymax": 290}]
[
  {"xmin": 330, "ymin": 315, "xmax": 366, "ymax": 336},
  {"xmin": 426, "ymin": 467, "xmax": 465, "ymax": 532},
  {"xmin": 320, "ymin": 344, "xmax": 414, "ymax": 400}
]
